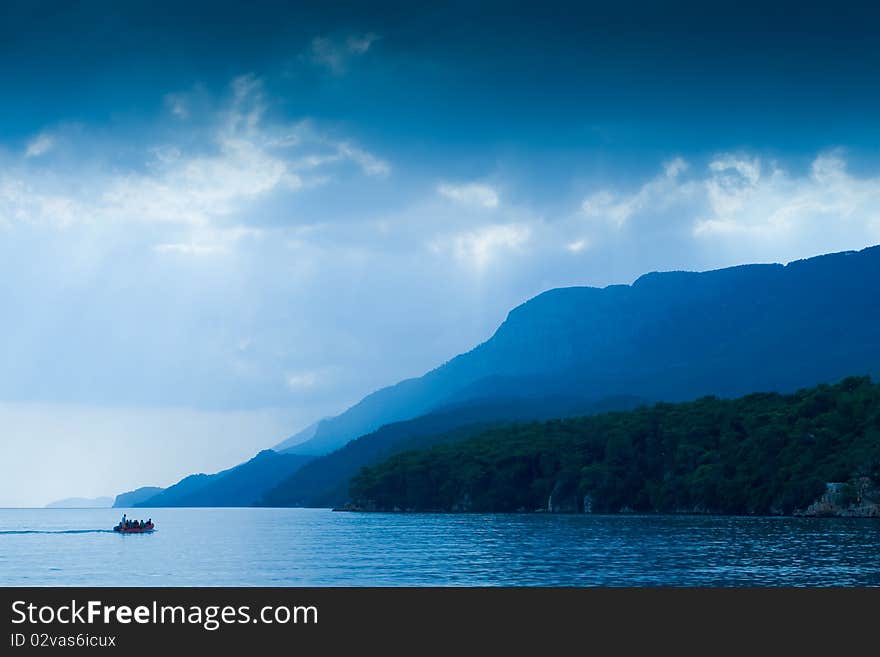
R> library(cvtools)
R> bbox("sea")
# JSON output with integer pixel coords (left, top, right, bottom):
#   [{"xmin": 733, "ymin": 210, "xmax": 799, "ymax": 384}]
[{"xmin": 1, "ymin": 507, "xmax": 878, "ymax": 586}]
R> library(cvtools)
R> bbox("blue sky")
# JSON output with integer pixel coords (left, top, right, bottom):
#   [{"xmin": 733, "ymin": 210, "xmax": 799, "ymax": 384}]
[{"xmin": 3, "ymin": 1, "xmax": 880, "ymax": 505}]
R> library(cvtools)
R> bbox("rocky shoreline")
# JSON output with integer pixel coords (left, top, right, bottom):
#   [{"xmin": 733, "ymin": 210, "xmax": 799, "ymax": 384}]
[
  {"xmin": 793, "ymin": 479, "xmax": 880, "ymax": 518},
  {"xmin": 337, "ymin": 478, "xmax": 880, "ymax": 517}
]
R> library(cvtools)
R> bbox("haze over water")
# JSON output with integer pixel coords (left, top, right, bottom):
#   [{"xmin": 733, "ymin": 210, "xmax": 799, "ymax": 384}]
[{"xmin": 1, "ymin": 508, "xmax": 878, "ymax": 586}]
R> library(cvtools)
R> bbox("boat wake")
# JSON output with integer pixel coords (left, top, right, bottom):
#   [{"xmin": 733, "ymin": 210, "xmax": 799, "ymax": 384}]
[{"xmin": 0, "ymin": 529, "xmax": 116, "ymax": 535}]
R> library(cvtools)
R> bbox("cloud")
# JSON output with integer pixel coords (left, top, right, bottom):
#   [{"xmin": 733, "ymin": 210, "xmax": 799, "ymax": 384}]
[
  {"xmin": 565, "ymin": 238, "xmax": 589, "ymax": 253},
  {"xmin": 0, "ymin": 176, "xmax": 80, "ymax": 226},
  {"xmin": 581, "ymin": 189, "xmax": 635, "ymax": 226},
  {"xmin": 153, "ymin": 242, "xmax": 225, "ymax": 256},
  {"xmin": 284, "ymin": 367, "xmax": 342, "ymax": 392},
  {"xmin": 285, "ymin": 371, "xmax": 319, "ymax": 390},
  {"xmin": 437, "ymin": 182, "xmax": 500, "ymax": 209},
  {"xmin": 153, "ymin": 226, "xmax": 264, "ymax": 256},
  {"xmin": 0, "ymin": 75, "xmax": 389, "ymax": 237},
  {"xmin": 7, "ymin": 79, "xmax": 880, "ymax": 452},
  {"xmin": 25, "ymin": 133, "xmax": 54, "ymax": 158},
  {"xmin": 581, "ymin": 158, "xmax": 699, "ymax": 228},
  {"xmin": 336, "ymin": 142, "xmax": 390, "ymax": 177},
  {"xmin": 663, "ymin": 156, "xmax": 688, "ymax": 178},
  {"xmin": 308, "ymin": 33, "xmax": 379, "ymax": 74},
  {"xmin": 578, "ymin": 151, "xmax": 880, "ymax": 263},
  {"xmin": 164, "ymin": 93, "xmax": 189, "ymax": 119},
  {"xmin": 432, "ymin": 223, "xmax": 531, "ymax": 271},
  {"xmin": 693, "ymin": 152, "xmax": 867, "ymax": 242},
  {"xmin": 346, "ymin": 33, "xmax": 379, "ymax": 55},
  {"xmin": 288, "ymin": 139, "xmax": 390, "ymax": 178},
  {"xmin": 423, "ymin": 150, "xmax": 880, "ymax": 282}
]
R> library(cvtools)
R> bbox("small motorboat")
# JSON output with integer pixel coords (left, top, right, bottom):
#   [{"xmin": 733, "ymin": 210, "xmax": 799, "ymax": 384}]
[{"xmin": 113, "ymin": 520, "xmax": 155, "ymax": 534}]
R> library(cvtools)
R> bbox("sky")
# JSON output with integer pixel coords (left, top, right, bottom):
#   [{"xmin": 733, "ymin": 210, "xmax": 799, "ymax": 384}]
[{"xmin": 3, "ymin": 1, "xmax": 880, "ymax": 506}]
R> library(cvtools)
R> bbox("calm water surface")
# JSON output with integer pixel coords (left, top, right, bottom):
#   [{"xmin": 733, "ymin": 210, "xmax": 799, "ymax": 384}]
[{"xmin": 1, "ymin": 508, "xmax": 878, "ymax": 586}]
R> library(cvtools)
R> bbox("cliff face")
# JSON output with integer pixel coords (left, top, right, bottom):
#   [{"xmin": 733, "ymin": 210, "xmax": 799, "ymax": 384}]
[{"xmin": 797, "ymin": 479, "xmax": 880, "ymax": 518}]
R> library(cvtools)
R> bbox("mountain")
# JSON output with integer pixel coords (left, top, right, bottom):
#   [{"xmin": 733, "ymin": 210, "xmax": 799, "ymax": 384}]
[
  {"xmin": 290, "ymin": 246, "xmax": 880, "ymax": 456},
  {"xmin": 137, "ymin": 473, "xmax": 212, "ymax": 506},
  {"xmin": 272, "ymin": 420, "xmax": 322, "ymax": 453},
  {"xmin": 349, "ymin": 376, "xmax": 880, "ymax": 516},
  {"xmin": 135, "ymin": 450, "xmax": 313, "ymax": 507},
  {"xmin": 261, "ymin": 394, "xmax": 645, "ymax": 507},
  {"xmin": 113, "ymin": 486, "xmax": 165, "ymax": 508},
  {"xmin": 45, "ymin": 496, "xmax": 113, "ymax": 508},
  {"xmin": 153, "ymin": 245, "xmax": 880, "ymax": 509}
]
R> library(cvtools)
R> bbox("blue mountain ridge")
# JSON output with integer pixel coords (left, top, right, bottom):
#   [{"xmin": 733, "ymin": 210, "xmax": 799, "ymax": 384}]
[
  {"xmin": 133, "ymin": 450, "xmax": 313, "ymax": 507},
  {"xmin": 131, "ymin": 245, "xmax": 880, "ymax": 508},
  {"xmin": 290, "ymin": 245, "xmax": 880, "ymax": 456}
]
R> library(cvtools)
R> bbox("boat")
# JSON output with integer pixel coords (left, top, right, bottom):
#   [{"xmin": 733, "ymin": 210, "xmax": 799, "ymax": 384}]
[{"xmin": 113, "ymin": 521, "xmax": 155, "ymax": 534}]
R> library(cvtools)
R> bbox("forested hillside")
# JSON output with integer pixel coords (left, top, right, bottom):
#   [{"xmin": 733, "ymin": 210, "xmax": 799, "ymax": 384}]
[{"xmin": 350, "ymin": 377, "xmax": 880, "ymax": 516}]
